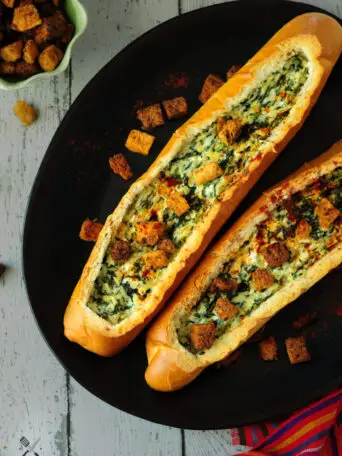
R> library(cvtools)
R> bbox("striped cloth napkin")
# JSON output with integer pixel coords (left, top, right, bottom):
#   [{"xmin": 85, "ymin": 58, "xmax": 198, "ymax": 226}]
[{"xmin": 231, "ymin": 389, "xmax": 342, "ymax": 455}]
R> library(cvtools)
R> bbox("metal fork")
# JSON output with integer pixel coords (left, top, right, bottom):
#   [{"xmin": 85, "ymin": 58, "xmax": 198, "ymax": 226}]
[{"xmin": 20, "ymin": 437, "xmax": 30, "ymax": 448}]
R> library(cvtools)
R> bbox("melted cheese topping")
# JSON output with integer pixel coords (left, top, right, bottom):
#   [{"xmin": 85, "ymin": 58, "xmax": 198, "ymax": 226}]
[
  {"xmin": 177, "ymin": 167, "xmax": 342, "ymax": 353},
  {"xmin": 88, "ymin": 53, "xmax": 309, "ymax": 325}
]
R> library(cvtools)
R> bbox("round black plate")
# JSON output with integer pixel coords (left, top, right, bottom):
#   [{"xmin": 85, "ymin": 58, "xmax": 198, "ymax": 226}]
[{"xmin": 23, "ymin": 1, "xmax": 342, "ymax": 429}]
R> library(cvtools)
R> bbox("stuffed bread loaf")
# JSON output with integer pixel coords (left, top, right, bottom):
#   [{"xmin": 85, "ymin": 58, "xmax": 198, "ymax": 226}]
[{"xmin": 64, "ymin": 13, "xmax": 342, "ymax": 356}]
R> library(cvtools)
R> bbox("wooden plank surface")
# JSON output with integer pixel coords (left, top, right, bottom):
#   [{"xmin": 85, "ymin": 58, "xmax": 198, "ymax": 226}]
[{"xmin": 0, "ymin": 0, "xmax": 340, "ymax": 455}]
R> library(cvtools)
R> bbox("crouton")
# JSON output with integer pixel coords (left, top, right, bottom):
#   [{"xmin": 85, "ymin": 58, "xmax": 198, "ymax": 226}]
[
  {"xmin": 199, "ymin": 74, "xmax": 224, "ymax": 104},
  {"xmin": 135, "ymin": 221, "xmax": 165, "ymax": 246},
  {"xmin": 38, "ymin": 44, "xmax": 63, "ymax": 71},
  {"xmin": 15, "ymin": 60, "xmax": 39, "ymax": 76},
  {"xmin": 109, "ymin": 153, "xmax": 133, "ymax": 181},
  {"xmin": 13, "ymin": 100, "xmax": 37, "ymax": 126},
  {"xmin": 217, "ymin": 117, "xmax": 242, "ymax": 145},
  {"xmin": 296, "ymin": 219, "xmax": 311, "ymax": 239},
  {"xmin": 125, "ymin": 129, "xmax": 155, "ymax": 156},
  {"xmin": 34, "ymin": 11, "xmax": 67, "ymax": 45},
  {"xmin": 0, "ymin": 61, "xmax": 15, "ymax": 74},
  {"xmin": 157, "ymin": 238, "xmax": 175, "ymax": 256},
  {"xmin": 226, "ymin": 64, "xmax": 242, "ymax": 80},
  {"xmin": 61, "ymin": 23, "xmax": 74, "ymax": 44},
  {"xmin": 252, "ymin": 269, "xmax": 274, "ymax": 291},
  {"xmin": 190, "ymin": 322, "xmax": 216, "ymax": 350},
  {"xmin": 166, "ymin": 191, "xmax": 189, "ymax": 216},
  {"xmin": 259, "ymin": 337, "xmax": 278, "ymax": 361},
  {"xmin": 12, "ymin": 4, "xmax": 42, "ymax": 32},
  {"xmin": 142, "ymin": 250, "xmax": 168, "ymax": 270},
  {"xmin": 23, "ymin": 39, "xmax": 38, "ymax": 63},
  {"xmin": 1, "ymin": 0, "xmax": 15, "ymax": 7},
  {"xmin": 215, "ymin": 297, "xmax": 238, "ymax": 320},
  {"xmin": 110, "ymin": 240, "xmax": 131, "ymax": 264},
  {"xmin": 285, "ymin": 336, "xmax": 311, "ymax": 364},
  {"xmin": 79, "ymin": 219, "xmax": 103, "ymax": 242},
  {"xmin": 194, "ymin": 162, "xmax": 224, "ymax": 186},
  {"xmin": 262, "ymin": 242, "xmax": 290, "ymax": 268},
  {"xmin": 315, "ymin": 198, "xmax": 340, "ymax": 230},
  {"xmin": 210, "ymin": 277, "xmax": 237, "ymax": 293},
  {"xmin": 162, "ymin": 96, "xmax": 188, "ymax": 120},
  {"xmin": 137, "ymin": 103, "xmax": 164, "ymax": 130},
  {"xmin": 0, "ymin": 40, "xmax": 23, "ymax": 62}
]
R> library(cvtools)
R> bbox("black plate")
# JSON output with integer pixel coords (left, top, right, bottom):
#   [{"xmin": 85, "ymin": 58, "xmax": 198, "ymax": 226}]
[{"xmin": 23, "ymin": 0, "xmax": 342, "ymax": 429}]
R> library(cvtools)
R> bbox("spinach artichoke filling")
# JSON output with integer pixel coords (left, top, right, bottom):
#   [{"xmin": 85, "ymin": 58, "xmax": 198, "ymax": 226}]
[
  {"xmin": 87, "ymin": 53, "xmax": 309, "ymax": 325},
  {"xmin": 177, "ymin": 167, "xmax": 342, "ymax": 354}
]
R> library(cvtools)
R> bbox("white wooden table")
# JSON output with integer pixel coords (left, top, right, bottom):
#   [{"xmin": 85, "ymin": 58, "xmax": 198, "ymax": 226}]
[{"xmin": 0, "ymin": 1, "xmax": 340, "ymax": 455}]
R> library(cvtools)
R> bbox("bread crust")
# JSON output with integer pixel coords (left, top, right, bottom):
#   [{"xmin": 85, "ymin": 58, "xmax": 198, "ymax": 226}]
[
  {"xmin": 64, "ymin": 13, "xmax": 342, "ymax": 357},
  {"xmin": 145, "ymin": 140, "xmax": 342, "ymax": 391}
]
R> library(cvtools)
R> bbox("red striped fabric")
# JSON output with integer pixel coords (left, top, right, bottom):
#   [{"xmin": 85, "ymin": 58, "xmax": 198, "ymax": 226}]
[{"xmin": 232, "ymin": 389, "xmax": 342, "ymax": 456}]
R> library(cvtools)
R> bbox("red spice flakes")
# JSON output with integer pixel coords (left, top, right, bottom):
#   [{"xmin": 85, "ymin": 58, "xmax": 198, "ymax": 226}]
[
  {"xmin": 292, "ymin": 312, "xmax": 317, "ymax": 330},
  {"xmin": 132, "ymin": 99, "xmax": 144, "ymax": 111},
  {"xmin": 162, "ymin": 71, "xmax": 189, "ymax": 89},
  {"xmin": 335, "ymin": 303, "xmax": 342, "ymax": 316},
  {"xmin": 165, "ymin": 176, "xmax": 178, "ymax": 187}
]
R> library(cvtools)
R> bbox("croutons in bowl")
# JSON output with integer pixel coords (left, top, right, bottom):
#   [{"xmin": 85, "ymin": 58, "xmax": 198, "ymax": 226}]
[{"xmin": 0, "ymin": 0, "xmax": 87, "ymax": 90}]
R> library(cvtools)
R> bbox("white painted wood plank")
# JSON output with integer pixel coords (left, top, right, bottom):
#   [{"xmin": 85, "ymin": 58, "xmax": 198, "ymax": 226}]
[
  {"xmin": 0, "ymin": 74, "xmax": 70, "ymax": 455},
  {"xmin": 69, "ymin": 1, "xmax": 181, "ymax": 455}
]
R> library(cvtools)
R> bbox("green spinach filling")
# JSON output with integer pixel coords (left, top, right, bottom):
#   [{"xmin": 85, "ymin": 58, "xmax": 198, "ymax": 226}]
[
  {"xmin": 88, "ymin": 53, "xmax": 309, "ymax": 325},
  {"xmin": 177, "ymin": 167, "xmax": 342, "ymax": 354}
]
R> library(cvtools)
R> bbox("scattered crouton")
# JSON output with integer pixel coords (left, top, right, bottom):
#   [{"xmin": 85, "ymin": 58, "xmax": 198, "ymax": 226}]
[
  {"xmin": 259, "ymin": 337, "xmax": 278, "ymax": 361},
  {"xmin": 194, "ymin": 162, "xmax": 223, "ymax": 185},
  {"xmin": 110, "ymin": 240, "xmax": 131, "ymax": 264},
  {"xmin": 190, "ymin": 322, "xmax": 216, "ymax": 350},
  {"xmin": 142, "ymin": 250, "xmax": 168, "ymax": 270},
  {"xmin": 135, "ymin": 221, "xmax": 165, "ymax": 246},
  {"xmin": 125, "ymin": 129, "xmax": 155, "ymax": 156},
  {"xmin": 215, "ymin": 297, "xmax": 238, "ymax": 320},
  {"xmin": 217, "ymin": 117, "xmax": 242, "ymax": 145},
  {"xmin": 262, "ymin": 242, "xmax": 290, "ymax": 268},
  {"xmin": 34, "ymin": 11, "xmax": 68, "ymax": 45},
  {"xmin": 285, "ymin": 336, "xmax": 311, "ymax": 364},
  {"xmin": 1, "ymin": 0, "xmax": 15, "ymax": 8},
  {"xmin": 23, "ymin": 39, "xmax": 39, "ymax": 64},
  {"xmin": 38, "ymin": 44, "xmax": 63, "ymax": 71},
  {"xmin": 252, "ymin": 269, "xmax": 274, "ymax": 291},
  {"xmin": 157, "ymin": 238, "xmax": 175, "ymax": 256},
  {"xmin": 166, "ymin": 191, "xmax": 189, "ymax": 216},
  {"xmin": 15, "ymin": 60, "xmax": 39, "ymax": 76},
  {"xmin": 226, "ymin": 64, "xmax": 242, "ymax": 80},
  {"xmin": 0, "ymin": 62, "xmax": 15, "ymax": 74},
  {"xmin": 210, "ymin": 277, "xmax": 237, "ymax": 293},
  {"xmin": 296, "ymin": 219, "xmax": 311, "ymax": 239},
  {"xmin": 199, "ymin": 74, "xmax": 224, "ymax": 104},
  {"xmin": 12, "ymin": 4, "xmax": 42, "ymax": 32},
  {"xmin": 0, "ymin": 40, "xmax": 23, "ymax": 62},
  {"xmin": 162, "ymin": 96, "xmax": 188, "ymax": 120},
  {"xmin": 137, "ymin": 103, "xmax": 164, "ymax": 130},
  {"xmin": 13, "ymin": 100, "xmax": 37, "ymax": 126},
  {"xmin": 109, "ymin": 153, "xmax": 133, "ymax": 181},
  {"xmin": 79, "ymin": 219, "xmax": 103, "ymax": 242},
  {"xmin": 315, "ymin": 198, "xmax": 340, "ymax": 230}
]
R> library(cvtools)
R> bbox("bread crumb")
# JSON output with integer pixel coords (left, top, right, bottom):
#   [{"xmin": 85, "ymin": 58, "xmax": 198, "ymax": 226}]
[{"xmin": 13, "ymin": 100, "xmax": 37, "ymax": 126}]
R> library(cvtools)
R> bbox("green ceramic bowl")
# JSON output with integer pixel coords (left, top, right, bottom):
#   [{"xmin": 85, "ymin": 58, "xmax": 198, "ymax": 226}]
[{"xmin": 0, "ymin": 0, "xmax": 87, "ymax": 90}]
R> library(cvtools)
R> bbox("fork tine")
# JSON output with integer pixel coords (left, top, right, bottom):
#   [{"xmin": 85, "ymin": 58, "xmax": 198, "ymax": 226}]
[{"xmin": 20, "ymin": 436, "xmax": 30, "ymax": 447}]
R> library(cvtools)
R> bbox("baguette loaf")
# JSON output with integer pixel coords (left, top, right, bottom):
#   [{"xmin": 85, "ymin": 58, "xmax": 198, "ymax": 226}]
[
  {"xmin": 145, "ymin": 140, "xmax": 342, "ymax": 391},
  {"xmin": 64, "ymin": 13, "xmax": 342, "ymax": 357}
]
